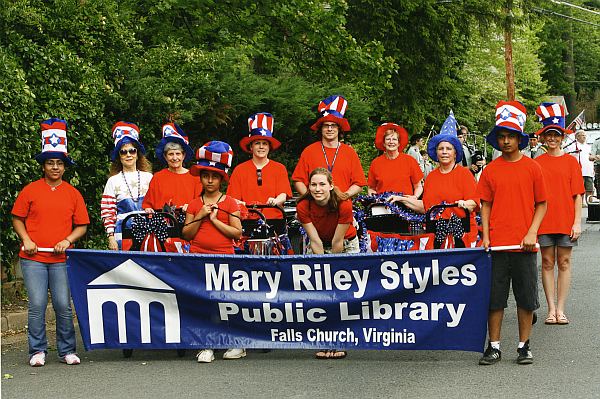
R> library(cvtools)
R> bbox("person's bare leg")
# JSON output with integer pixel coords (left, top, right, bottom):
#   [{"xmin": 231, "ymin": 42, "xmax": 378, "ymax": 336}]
[
  {"xmin": 540, "ymin": 246, "xmax": 557, "ymax": 320},
  {"xmin": 488, "ymin": 309, "xmax": 504, "ymax": 341},
  {"xmin": 556, "ymin": 246, "xmax": 573, "ymax": 320},
  {"xmin": 517, "ymin": 307, "xmax": 534, "ymax": 342}
]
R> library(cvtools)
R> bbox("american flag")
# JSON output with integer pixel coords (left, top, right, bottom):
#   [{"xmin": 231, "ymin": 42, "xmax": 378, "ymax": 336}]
[{"xmin": 566, "ymin": 110, "xmax": 585, "ymax": 131}]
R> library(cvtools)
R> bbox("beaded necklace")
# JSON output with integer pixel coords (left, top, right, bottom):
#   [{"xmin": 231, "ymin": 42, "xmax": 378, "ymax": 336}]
[{"xmin": 121, "ymin": 170, "xmax": 141, "ymax": 204}]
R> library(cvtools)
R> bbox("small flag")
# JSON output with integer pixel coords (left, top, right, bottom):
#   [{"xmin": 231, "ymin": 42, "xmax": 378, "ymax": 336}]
[{"xmin": 566, "ymin": 110, "xmax": 585, "ymax": 132}]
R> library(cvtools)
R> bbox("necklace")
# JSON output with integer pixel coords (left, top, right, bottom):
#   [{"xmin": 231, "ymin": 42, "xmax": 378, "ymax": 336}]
[
  {"xmin": 46, "ymin": 180, "xmax": 63, "ymax": 191},
  {"xmin": 321, "ymin": 142, "xmax": 341, "ymax": 172},
  {"xmin": 121, "ymin": 170, "xmax": 141, "ymax": 203}
]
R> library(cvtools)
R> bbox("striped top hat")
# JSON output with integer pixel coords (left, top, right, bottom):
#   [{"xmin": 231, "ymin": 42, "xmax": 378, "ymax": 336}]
[
  {"xmin": 111, "ymin": 121, "xmax": 146, "ymax": 161},
  {"xmin": 375, "ymin": 123, "xmax": 409, "ymax": 152},
  {"xmin": 239, "ymin": 112, "xmax": 281, "ymax": 153},
  {"xmin": 427, "ymin": 110, "xmax": 464, "ymax": 163},
  {"xmin": 35, "ymin": 118, "xmax": 75, "ymax": 166},
  {"xmin": 535, "ymin": 102, "xmax": 571, "ymax": 136},
  {"xmin": 486, "ymin": 100, "xmax": 529, "ymax": 151},
  {"xmin": 155, "ymin": 122, "xmax": 194, "ymax": 164},
  {"xmin": 310, "ymin": 95, "xmax": 351, "ymax": 132},
  {"xmin": 190, "ymin": 141, "xmax": 234, "ymax": 180}
]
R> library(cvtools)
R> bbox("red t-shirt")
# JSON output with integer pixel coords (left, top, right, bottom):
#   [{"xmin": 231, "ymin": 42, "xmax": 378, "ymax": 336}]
[
  {"xmin": 186, "ymin": 195, "xmax": 239, "ymax": 254},
  {"xmin": 423, "ymin": 166, "xmax": 479, "ymax": 246},
  {"xmin": 292, "ymin": 142, "xmax": 367, "ymax": 192},
  {"xmin": 296, "ymin": 198, "xmax": 356, "ymax": 242},
  {"xmin": 11, "ymin": 179, "xmax": 90, "ymax": 263},
  {"xmin": 368, "ymin": 153, "xmax": 423, "ymax": 194},
  {"xmin": 226, "ymin": 159, "xmax": 292, "ymax": 219},
  {"xmin": 142, "ymin": 169, "xmax": 202, "ymax": 210},
  {"xmin": 536, "ymin": 153, "xmax": 585, "ymax": 235},
  {"xmin": 477, "ymin": 156, "xmax": 547, "ymax": 249}
]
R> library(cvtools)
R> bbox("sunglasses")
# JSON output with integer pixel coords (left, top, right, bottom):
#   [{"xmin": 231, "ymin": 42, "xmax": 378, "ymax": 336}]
[
  {"xmin": 119, "ymin": 148, "xmax": 138, "ymax": 156},
  {"xmin": 256, "ymin": 168, "xmax": 263, "ymax": 186}
]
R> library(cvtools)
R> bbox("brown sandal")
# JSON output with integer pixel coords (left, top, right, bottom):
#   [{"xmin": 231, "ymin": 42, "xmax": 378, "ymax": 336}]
[
  {"xmin": 544, "ymin": 314, "xmax": 557, "ymax": 325},
  {"xmin": 556, "ymin": 314, "xmax": 569, "ymax": 325}
]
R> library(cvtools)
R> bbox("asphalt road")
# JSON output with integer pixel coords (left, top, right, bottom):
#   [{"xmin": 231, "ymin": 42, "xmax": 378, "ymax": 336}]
[{"xmin": 2, "ymin": 216, "xmax": 599, "ymax": 399}]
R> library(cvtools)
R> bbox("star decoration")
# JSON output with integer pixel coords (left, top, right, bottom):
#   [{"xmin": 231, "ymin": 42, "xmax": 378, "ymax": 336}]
[
  {"xmin": 552, "ymin": 117, "xmax": 560, "ymax": 124},
  {"xmin": 500, "ymin": 109, "xmax": 512, "ymax": 120},
  {"xmin": 208, "ymin": 161, "xmax": 217, "ymax": 166},
  {"xmin": 517, "ymin": 114, "xmax": 526, "ymax": 126},
  {"xmin": 259, "ymin": 129, "xmax": 268, "ymax": 136},
  {"xmin": 322, "ymin": 111, "xmax": 330, "ymax": 116},
  {"xmin": 48, "ymin": 133, "xmax": 60, "ymax": 146}
]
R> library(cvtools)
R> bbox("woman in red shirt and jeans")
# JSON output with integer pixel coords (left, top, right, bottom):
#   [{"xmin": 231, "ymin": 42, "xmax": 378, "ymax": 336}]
[{"xmin": 12, "ymin": 119, "xmax": 90, "ymax": 367}]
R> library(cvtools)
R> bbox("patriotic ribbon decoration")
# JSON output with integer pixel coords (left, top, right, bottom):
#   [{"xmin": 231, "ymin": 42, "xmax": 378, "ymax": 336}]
[
  {"xmin": 434, "ymin": 214, "xmax": 465, "ymax": 248},
  {"xmin": 131, "ymin": 215, "xmax": 169, "ymax": 249}
]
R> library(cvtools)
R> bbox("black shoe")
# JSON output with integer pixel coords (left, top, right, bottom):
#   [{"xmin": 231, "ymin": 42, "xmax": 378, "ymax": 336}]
[
  {"xmin": 517, "ymin": 340, "xmax": 533, "ymax": 365},
  {"xmin": 532, "ymin": 312, "xmax": 537, "ymax": 325},
  {"xmin": 479, "ymin": 343, "xmax": 501, "ymax": 365}
]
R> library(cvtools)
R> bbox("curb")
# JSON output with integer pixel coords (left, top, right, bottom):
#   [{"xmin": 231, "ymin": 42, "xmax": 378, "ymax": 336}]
[{"xmin": 1, "ymin": 305, "xmax": 55, "ymax": 334}]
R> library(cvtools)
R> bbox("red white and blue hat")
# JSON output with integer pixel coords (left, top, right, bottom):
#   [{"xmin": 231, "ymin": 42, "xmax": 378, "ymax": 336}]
[
  {"xmin": 427, "ymin": 111, "xmax": 464, "ymax": 163},
  {"xmin": 310, "ymin": 95, "xmax": 351, "ymax": 132},
  {"xmin": 535, "ymin": 102, "xmax": 571, "ymax": 136},
  {"xmin": 111, "ymin": 121, "xmax": 146, "ymax": 161},
  {"xmin": 190, "ymin": 141, "xmax": 234, "ymax": 180},
  {"xmin": 155, "ymin": 122, "xmax": 194, "ymax": 164},
  {"xmin": 35, "ymin": 118, "xmax": 75, "ymax": 166},
  {"xmin": 239, "ymin": 112, "xmax": 281, "ymax": 153},
  {"xmin": 486, "ymin": 100, "xmax": 529, "ymax": 151},
  {"xmin": 375, "ymin": 123, "xmax": 409, "ymax": 152}
]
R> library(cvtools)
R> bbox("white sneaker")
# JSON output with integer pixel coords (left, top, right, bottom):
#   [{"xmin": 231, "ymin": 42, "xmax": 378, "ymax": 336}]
[
  {"xmin": 223, "ymin": 348, "xmax": 246, "ymax": 360},
  {"xmin": 196, "ymin": 349, "xmax": 215, "ymax": 363},
  {"xmin": 29, "ymin": 352, "xmax": 46, "ymax": 367},
  {"xmin": 61, "ymin": 353, "xmax": 81, "ymax": 365}
]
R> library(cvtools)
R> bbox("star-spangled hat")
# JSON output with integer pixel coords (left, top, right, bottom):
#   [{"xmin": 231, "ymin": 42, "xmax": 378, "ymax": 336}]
[
  {"xmin": 535, "ymin": 102, "xmax": 571, "ymax": 136},
  {"xmin": 155, "ymin": 122, "xmax": 194, "ymax": 164},
  {"xmin": 374, "ymin": 123, "xmax": 409, "ymax": 152},
  {"xmin": 239, "ymin": 112, "xmax": 281, "ymax": 153},
  {"xmin": 486, "ymin": 100, "xmax": 529, "ymax": 151},
  {"xmin": 190, "ymin": 141, "xmax": 234, "ymax": 181},
  {"xmin": 110, "ymin": 121, "xmax": 146, "ymax": 161},
  {"xmin": 427, "ymin": 111, "xmax": 464, "ymax": 163},
  {"xmin": 35, "ymin": 118, "xmax": 75, "ymax": 166},
  {"xmin": 310, "ymin": 95, "xmax": 351, "ymax": 132}
]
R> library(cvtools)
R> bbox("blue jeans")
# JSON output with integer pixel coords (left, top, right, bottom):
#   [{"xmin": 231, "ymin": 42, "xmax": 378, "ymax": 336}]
[{"xmin": 20, "ymin": 259, "xmax": 76, "ymax": 357}]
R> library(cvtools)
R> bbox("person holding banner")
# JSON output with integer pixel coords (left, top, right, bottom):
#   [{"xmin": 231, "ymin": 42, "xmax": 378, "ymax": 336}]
[
  {"xmin": 292, "ymin": 95, "xmax": 366, "ymax": 199},
  {"xmin": 12, "ymin": 119, "xmax": 90, "ymax": 367},
  {"xmin": 388, "ymin": 112, "xmax": 478, "ymax": 249},
  {"xmin": 227, "ymin": 112, "xmax": 292, "ymax": 218},
  {"xmin": 182, "ymin": 141, "xmax": 244, "ymax": 363},
  {"xmin": 367, "ymin": 123, "xmax": 423, "ymax": 196},
  {"xmin": 142, "ymin": 122, "xmax": 201, "ymax": 213},
  {"xmin": 533, "ymin": 103, "xmax": 584, "ymax": 326},
  {"xmin": 101, "ymin": 122, "xmax": 153, "ymax": 250},
  {"xmin": 296, "ymin": 167, "xmax": 359, "ymax": 359},
  {"xmin": 477, "ymin": 101, "xmax": 547, "ymax": 366}
]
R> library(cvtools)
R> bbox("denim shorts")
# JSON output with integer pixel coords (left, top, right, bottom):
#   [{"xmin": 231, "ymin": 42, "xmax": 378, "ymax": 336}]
[
  {"xmin": 538, "ymin": 234, "xmax": 577, "ymax": 247},
  {"xmin": 489, "ymin": 251, "xmax": 539, "ymax": 311}
]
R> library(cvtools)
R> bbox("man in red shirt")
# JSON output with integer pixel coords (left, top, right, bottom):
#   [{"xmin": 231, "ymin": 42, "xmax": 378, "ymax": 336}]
[
  {"xmin": 292, "ymin": 95, "xmax": 366, "ymax": 199},
  {"xmin": 477, "ymin": 101, "xmax": 547, "ymax": 366}
]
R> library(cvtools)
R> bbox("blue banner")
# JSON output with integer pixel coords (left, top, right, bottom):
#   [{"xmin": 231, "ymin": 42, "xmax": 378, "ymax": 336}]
[{"xmin": 67, "ymin": 248, "xmax": 491, "ymax": 352}]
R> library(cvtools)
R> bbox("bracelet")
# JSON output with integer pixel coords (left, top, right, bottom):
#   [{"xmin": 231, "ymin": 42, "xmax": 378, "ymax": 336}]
[
  {"xmin": 107, "ymin": 233, "xmax": 114, "ymax": 237},
  {"xmin": 64, "ymin": 238, "xmax": 72, "ymax": 245}
]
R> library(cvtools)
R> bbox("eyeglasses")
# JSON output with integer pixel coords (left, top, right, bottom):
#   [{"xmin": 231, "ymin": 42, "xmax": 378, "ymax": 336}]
[
  {"xmin": 322, "ymin": 123, "xmax": 338, "ymax": 130},
  {"xmin": 256, "ymin": 168, "xmax": 263, "ymax": 186},
  {"xmin": 119, "ymin": 148, "xmax": 138, "ymax": 156}
]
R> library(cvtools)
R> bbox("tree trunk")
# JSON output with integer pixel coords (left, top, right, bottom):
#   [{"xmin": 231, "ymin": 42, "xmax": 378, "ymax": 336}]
[{"xmin": 504, "ymin": 0, "xmax": 515, "ymax": 101}]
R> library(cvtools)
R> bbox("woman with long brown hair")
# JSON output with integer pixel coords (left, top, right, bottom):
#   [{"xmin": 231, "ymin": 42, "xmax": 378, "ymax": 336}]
[{"xmin": 100, "ymin": 122, "xmax": 152, "ymax": 250}]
